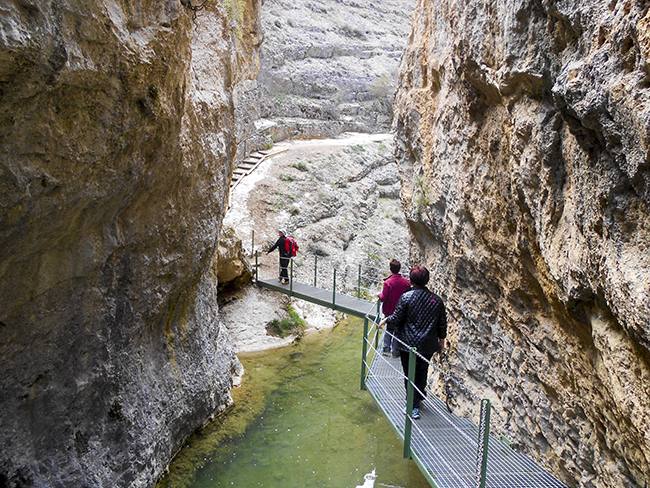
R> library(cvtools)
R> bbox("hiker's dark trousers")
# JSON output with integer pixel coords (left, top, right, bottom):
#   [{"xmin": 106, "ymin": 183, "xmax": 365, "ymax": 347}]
[
  {"xmin": 279, "ymin": 256, "xmax": 290, "ymax": 280},
  {"xmin": 399, "ymin": 349, "xmax": 430, "ymax": 410}
]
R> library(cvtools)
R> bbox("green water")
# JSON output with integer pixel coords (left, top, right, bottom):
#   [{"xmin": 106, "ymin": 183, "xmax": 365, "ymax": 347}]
[{"xmin": 157, "ymin": 317, "xmax": 430, "ymax": 488}]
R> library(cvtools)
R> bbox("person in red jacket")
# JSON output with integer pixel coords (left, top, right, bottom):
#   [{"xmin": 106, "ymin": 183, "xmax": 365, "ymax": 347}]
[
  {"xmin": 267, "ymin": 229, "xmax": 290, "ymax": 284},
  {"xmin": 376, "ymin": 259, "xmax": 411, "ymax": 357}
]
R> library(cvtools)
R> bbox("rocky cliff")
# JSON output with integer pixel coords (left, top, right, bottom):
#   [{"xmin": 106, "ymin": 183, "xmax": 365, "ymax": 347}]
[
  {"xmin": 394, "ymin": 0, "xmax": 650, "ymax": 486},
  {"xmin": 0, "ymin": 0, "xmax": 260, "ymax": 486},
  {"xmin": 235, "ymin": 0, "xmax": 416, "ymax": 159}
]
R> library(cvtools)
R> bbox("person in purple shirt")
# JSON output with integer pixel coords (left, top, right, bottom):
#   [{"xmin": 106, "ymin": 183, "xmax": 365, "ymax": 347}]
[{"xmin": 376, "ymin": 259, "xmax": 411, "ymax": 357}]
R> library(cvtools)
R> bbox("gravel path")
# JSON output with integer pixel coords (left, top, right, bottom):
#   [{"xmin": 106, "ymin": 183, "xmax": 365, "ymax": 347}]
[{"xmin": 222, "ymin": 132, "xmax": 410, "ymax": 352}]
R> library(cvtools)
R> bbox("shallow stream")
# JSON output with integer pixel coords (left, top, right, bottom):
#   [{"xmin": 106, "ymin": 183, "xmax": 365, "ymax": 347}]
[{"xmin": 157, "ymin": 317, "xmax": 429, "ymax": 488}]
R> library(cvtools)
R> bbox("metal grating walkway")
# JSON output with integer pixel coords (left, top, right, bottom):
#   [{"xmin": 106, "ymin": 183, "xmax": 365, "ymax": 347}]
[
  {"xmin": 365, "ymin": 353, "xmax": 568, "ymax": 488},
  {"xmin": 257, "ymin": 278, "xmax": 379, "ymax": 320},
  {"xmin": 256, "ymin": 273, "xmax": 568, "ymax": 488}
]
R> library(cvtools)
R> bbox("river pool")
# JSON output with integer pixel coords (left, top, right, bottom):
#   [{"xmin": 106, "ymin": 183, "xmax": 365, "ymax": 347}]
[{"xmin": 157, "ymin": 317, "xmax": 429, "ymax": 488}]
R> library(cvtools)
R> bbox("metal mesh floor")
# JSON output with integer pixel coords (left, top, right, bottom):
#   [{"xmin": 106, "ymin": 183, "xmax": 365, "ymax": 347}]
[{"xmin": 364, "ymin": 353, "xmax": 568, "ymax": 488}]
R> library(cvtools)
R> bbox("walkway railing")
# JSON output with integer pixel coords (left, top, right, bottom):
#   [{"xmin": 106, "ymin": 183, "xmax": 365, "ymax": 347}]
[
  {"xmin": 360, "ymin": 311, "xmax": 568, "ymax": 488},
  {"xmin": 251, "ymin": 229, "xmax": 411, "ymax": 301},
  {"xmin": 253, "ymin": 255, "xmax": 410, "ymax": 311},
  {"xmin": 251, "ymin": 235, "xmax": 567, "ymax": 488},
  {"xmin": 361, "ymin": 311, "xmax": 492, "ymax": 487}
]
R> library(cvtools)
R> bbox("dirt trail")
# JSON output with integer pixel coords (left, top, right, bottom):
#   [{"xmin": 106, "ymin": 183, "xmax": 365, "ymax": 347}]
[{"xmin": 222, "ymin": 132, "xmax": 409, "ymax": 352}]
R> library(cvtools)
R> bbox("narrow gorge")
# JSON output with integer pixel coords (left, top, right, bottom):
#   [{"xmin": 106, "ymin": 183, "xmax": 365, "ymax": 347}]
[{"xmin": 1, "ymin": 1, "xmax": 648, "ymax": 488}]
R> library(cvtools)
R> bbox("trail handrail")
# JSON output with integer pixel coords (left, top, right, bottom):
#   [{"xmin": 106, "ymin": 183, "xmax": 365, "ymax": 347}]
[
  {"xmin": 251, "ymin": 232, "xmax": 410, "ymax": 302},
  {"xmin": 361, "ymin": 307, "xmax": 492, "ymax": 486},
  {"xmin": 255, "ymin": 251, "xmax": 394, "ymax": 304}
]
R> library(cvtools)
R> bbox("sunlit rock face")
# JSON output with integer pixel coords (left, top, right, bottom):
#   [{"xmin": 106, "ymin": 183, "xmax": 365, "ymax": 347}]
[
  {"xmin": 0, "ymin": 0, "xmax": 260, "ymax": 486},
  {"xmin": 394, "ymin": 0, "xmax": 649, "ymax": 486},
  {"xmin": 245, "ymin": 0, "xmax": 416, "ymax": 150}
]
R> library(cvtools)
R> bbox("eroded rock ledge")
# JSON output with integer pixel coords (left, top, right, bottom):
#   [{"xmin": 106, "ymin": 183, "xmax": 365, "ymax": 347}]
[
  {"xmin": 0, "ymin": 1, "xmax": 260, "ymax": 486},
  {"xmin": 394, "ymin": 1, "xmax": 649, "ymax": 487}
]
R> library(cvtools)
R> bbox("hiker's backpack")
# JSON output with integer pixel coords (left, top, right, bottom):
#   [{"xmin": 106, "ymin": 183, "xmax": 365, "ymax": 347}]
[{"xmin": 284, "ymin": 236, "xmax": 299, "ymax": 257}]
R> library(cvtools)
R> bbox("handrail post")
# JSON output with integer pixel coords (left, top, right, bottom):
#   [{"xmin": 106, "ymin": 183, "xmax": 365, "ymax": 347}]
[
  {"xmin": 314, "ymin": 255, "xmax": 318, "ymax": 287},
  {"xmin": 255, "ymin": 251, "xmax": 259, "ymax": 282},
  {"xmin": 290, "ymin": 258, "xmax": 294, "ymax": 295},
  {"xmin": 374, "ymin": 318, "xmax": 380, "ymax": 350},
  {"xmin": 374, "ymin": 301, "xmax": 381, "ymax": 351},
  {"xmin": 357, "ymin": 264, "xmax": 361, "ymax": 298},
  {"xmin": 361, "ymin": 316, "xmax": 369, "ymax": 390},
  {"xmin": 251, "ymin": 230, "xmax": 255, "ymax": 258},
  {"xmin": 332, "ymin": 268, "xmax": 336, "ymax": 307},
  {"xmin": 476, "ymin": 398, "xmax": 491, "ymax": 488},
  {"xmin": 403, "ymin": 347, "xmax": 416, "ymax": 459}
]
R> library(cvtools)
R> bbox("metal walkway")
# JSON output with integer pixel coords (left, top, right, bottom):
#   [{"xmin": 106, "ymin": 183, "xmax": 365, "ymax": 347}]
[
  {"xmin": 257, "ymin": 278, "xmax": 380, "ymax": 321},
  {"xmin": 364, "ymin": 352, "xmax": 568, "ymax": 488},
  {"xmin": 255, "ymin": 270, "xmax": 568, "ymax": 488}
]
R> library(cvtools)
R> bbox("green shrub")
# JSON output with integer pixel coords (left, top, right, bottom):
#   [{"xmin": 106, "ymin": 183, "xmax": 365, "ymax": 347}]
[
  {"xmin": 266, "ymin": 305, "xmax": 306, "ymax": 338},
  {"xmin": 414, "ymin": 174, "xmax": 430, "ymax": 209},
  {"xmin": 292, "ymin": 162, "xmax": 308, "ymax": 171},
  {"xmin": 224, "ymin": 0, "xmax": 245, "ymax": 40}
]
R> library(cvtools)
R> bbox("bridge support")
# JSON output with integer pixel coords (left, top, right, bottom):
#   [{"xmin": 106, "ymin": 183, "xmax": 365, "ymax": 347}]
[
  {"xmin": 361, "ymin": 317, "xmax": 369, "ymax": 391},
  {"xmin": 290, "ymin": 259, "xmax": 294, "ymax": 294},
  {"xmin": 403, "ymin": 347, "xmax": 417, "ymax": 459},
  {"xmin": 475, "ymin": 398, "xmax": 491, "ymax": 488},
  {"xmin": 357, "ymin": 264, "xmax": 362, "ymax": 298}
]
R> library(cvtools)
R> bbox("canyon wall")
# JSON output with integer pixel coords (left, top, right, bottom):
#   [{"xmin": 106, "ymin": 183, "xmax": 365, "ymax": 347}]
[
  {"xmin": 394, "ymin": 0, "xmax": 650, "ymax": 487},
  {"xmin": 0, "ymin": 0, "xmax": 260, "ymax": 486},
  {"xmin": 236, "ymin": 0, "xmax": 416, "ymax": 159}
]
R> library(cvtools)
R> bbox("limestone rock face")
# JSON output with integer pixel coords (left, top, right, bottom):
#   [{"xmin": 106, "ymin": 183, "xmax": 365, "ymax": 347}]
[
  {"xmin": 0, "ymin": 0, "xmax": 260, "ymax": 486},
  {"xmin": 394, "ymin": 1, "xmax": 650, "ymax": 487},
  {"xmin": 240, "ymin": 0, "xmax": 416, "ymax": 154},
  {"xmin": 215, "ymin": 225, "xmax": 252, "ymax": 290}
]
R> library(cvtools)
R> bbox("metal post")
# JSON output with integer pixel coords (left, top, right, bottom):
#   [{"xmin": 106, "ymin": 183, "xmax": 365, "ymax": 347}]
[
  {"xmin": 403, "ymin": 347, "xmax": 417, "ymax": 459},
  {"xmin": 361, "ymin": 316, "xmax": 369, "ymax": 390},
  {"xmin": 290, "ymin": 259, "xmax": 294, "ymax": 295},
  {"xmin": 255, "ymin": 251, "xmax": 259, "ymax": 282},
  {"xmin": 314, "ymin": 256, "xmax": 318, "ymax": 287},
  {"xmin": 475, "ymin": 399, "xmax": 492, "ymax": 488},
  {"xmin": 357, "ymin": 264, "xmax": 362, "ymax": 298},
  {"xmin": 251, "ymin": 230, "xmax": 255, "ymax": 258},
  {"xmin": 332, "ymin": 268, "xmax": 337, "ymax": 307},
  {"xmin": 374, "ymin": 320, "xmax": 380, "ymax": 350},
  {"xmin": 375, "ymin": 301, "xmax": 382, "ymax": 350}
]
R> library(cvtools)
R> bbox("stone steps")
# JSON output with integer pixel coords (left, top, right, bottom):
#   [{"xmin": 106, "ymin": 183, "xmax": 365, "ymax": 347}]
[{"xmin": 230, "ymin": 148, "xmax": 288, "ymax": 189}]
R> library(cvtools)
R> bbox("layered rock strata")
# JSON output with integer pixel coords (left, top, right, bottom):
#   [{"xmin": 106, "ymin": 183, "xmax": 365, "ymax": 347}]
[
  {"xmin": 0, "ymin": 0, "xmax": 260, "ymax": 486},
  {"xmin": 394, "ymin": 1, "xmax": 650, "ymax": 487},
  {"xmin": 237, "ymin": 0, "xmax": 416, "ymax": 159}
]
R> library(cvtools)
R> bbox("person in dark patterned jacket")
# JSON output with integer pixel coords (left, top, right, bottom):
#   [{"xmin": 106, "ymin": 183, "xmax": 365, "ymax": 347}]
[{"xmin": 379, "ymin": 266, "xmax": 447, "ymax": 419}]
